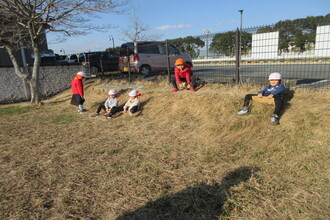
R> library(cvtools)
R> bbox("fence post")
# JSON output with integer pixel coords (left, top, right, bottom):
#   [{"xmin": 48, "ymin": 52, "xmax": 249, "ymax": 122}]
[
  {"xmin": 165, "ymin": 41, "xmax": 171, "ymax": 83},
  {"xmin": 127, "ymin": 47, "xmax": 131, "ymax": 83},
  {"xmin": 235, "ymin": 28, "xmax": 241, "ymax": 84}
]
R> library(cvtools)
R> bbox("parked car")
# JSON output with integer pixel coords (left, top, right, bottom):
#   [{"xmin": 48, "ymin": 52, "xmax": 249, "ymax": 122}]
[
  {"xmin": 86, "ymin": 52, "xmax": 119, "ymax": 73},
  {"xmin": 119, "ymin": 41, "xmax": 193, "ymax": 76}
]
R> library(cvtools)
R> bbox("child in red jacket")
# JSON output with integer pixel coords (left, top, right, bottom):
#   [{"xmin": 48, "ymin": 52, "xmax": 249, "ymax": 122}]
[
  {"xmin": 171, "ymin": 58, "xmax": 196, "ymax": 92},
  {"xmin": 71, "ymin": 71, "xmax": 87, "ymax": 113}
]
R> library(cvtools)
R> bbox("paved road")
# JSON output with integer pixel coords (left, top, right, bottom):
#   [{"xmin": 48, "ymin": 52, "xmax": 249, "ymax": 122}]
[{"xmin": 193, "ymin": 63, "xmax": 330, "ymax": 87}]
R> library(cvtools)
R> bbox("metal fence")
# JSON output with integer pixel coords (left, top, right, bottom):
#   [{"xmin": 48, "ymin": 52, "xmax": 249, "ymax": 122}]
[{"xmin": 192, "ymin": 23, "xmax": 330, "ymax": 89}]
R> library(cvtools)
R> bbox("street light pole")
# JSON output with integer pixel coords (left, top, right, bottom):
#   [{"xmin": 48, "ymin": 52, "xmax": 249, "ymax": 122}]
[
  {"xmin": 109, "ymin": 35, "xmax": 114, "ymax": 49},
  {"xmin": 60, "ymin": 48, "xmax": 65, "ymax": 55},
  {"xmin": 238, "ymin": 10, "xmax": 243, "ymax": 84},
  {"xmin": 238, "ymin": 10, "xmax": 243, "ymax": 55},
  {"xmin": 203, "ymin": 29, "xmax": 212, "ymax": 59}
]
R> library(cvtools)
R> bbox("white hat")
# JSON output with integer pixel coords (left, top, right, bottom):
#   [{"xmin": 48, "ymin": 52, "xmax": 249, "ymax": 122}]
[
  {"xmin": 77, "ymin": 71, "xmax": 86, "ymax": 78},
  {"xmin": 128, "ymin": 90, "xmax": 137, "ymax": 97},
  {"xmin": 268, "ymin": 72, "xmax": 282, "ymax": 80},
  {"xmin": 108, "ymin": 90, "xmax": 117, "ymax": 95}
]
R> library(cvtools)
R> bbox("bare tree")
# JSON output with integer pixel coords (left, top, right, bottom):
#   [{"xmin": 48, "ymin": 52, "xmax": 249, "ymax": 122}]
[
  {"xmin": 121, "ymin": 9, "xmax": 162, "ymax": 42},
  {"xmin": 0, "ymin": 0, "xmax": 128, "ymax": 103}
]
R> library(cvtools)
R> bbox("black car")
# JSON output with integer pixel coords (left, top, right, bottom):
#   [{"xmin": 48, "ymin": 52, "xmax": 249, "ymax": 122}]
[{"xmin": 87, "ymin": 52, "xmax": 119, "ymax": 73}]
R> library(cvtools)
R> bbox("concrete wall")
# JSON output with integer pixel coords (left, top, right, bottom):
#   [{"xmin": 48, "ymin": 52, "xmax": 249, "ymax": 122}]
[{"xmin": 0, "ymin": 65, "xmax": 83, "ymax": 104}]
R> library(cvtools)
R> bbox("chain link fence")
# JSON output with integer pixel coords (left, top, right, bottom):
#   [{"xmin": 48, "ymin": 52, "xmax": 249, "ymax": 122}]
[{"xmin": 192, "ymin": 23, "xmax": 330, "ymax": 89}]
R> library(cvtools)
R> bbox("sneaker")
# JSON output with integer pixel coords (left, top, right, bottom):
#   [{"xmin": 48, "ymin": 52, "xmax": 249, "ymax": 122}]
[
  {"xmin": 270, "ymin": 114, "xmax": 280, "ymax": 125},
  {"xmin": 189, "ymin": 87, "xmax": 196, "ymax": 92},
  {"xmin": 237, "ymin": 107, "xmax": 249, "ymax": 115},
  {"xmin": 78, "ymin": 109, "xmax": 88, "ymax": 113},
  {"xmin": 171, "ymin": 88, "xmax": 179, "ymax": 92},
  {"xmin": 104, "ymin": 114, "xmax": 112, "ymax": 119},
  {"xmin": 91, "ymin": 113, "xmax": 99, "ymax": 117}
]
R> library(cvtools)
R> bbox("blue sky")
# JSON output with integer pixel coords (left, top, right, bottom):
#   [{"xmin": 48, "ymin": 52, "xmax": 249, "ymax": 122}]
[{"xmin": 47, "ymin": 0, "xmax": 330, "ymax": 55}]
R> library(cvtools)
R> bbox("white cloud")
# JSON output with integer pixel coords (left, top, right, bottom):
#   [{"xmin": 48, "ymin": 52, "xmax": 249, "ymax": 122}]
[{"xmin": 156, "ymin": 24, "xmax": 192, "ymax": 31}]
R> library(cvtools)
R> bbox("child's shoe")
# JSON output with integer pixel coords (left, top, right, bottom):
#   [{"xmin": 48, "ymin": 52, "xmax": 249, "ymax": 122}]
[
  {"xmin": 270, "ymin": 114, "xmax": 280, "ymax": 125},
  {"xmin": 91, "ymin": 113, "xmax": 99, "ymax": 117},
  {"xmin": 171, "ymin": 88, "xmax": 179, "ymax": 92},
  {"xmin": 189, "ymin": 87, "xmax": 196, "ymax": 92},
  {"xmin": 237, "ymin": 107, "xmax": 249, "ymax": 115},
  {"xmin": 78, "ymin": 109, "xmax": 88, "ymax": 113},
  {"xmin": 104, "ymin": 114, "xmax": 112, "ymax": 119}
]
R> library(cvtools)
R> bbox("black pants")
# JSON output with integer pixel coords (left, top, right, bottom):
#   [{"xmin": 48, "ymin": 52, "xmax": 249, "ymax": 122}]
[
  {"xmin": 171, "ymin": 75, "xmax": 196, "ymax": 89},
  {"xmin": 105, "ymin": 105, "xmax": 139, "ymax": 115},
  {"xmin": 243, "ymin": 94, "xmax": 284, "ymax": 116}
]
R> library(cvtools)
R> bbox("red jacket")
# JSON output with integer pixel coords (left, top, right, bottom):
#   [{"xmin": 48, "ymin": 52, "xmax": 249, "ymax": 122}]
[
  {"xmin": 174, "ymin": 65, "xmax": 193, "ymax": 84},
  {"xmin": 71, "ymin": 76, "xmax": 84, "ymax": 97}
]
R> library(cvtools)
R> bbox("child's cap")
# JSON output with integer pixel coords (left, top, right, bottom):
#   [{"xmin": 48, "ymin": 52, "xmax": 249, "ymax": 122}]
[
  {"xmin": 129, "ymin": 90, "xmax": 138, "ymax": 97},
  {"xmin": 175, "ymin": 58, "xmax": 185, "ymax": 66},
  {"xmin": 108, "ymin": 90, "xmax": 117, "ymax": 95},
  {"xmin": 76, "ymin": 71, "xmax": 86, "ymax": 78},
  {"xmin": 268, "ymin": 72, "xmax": 282, "ymax": 80}
]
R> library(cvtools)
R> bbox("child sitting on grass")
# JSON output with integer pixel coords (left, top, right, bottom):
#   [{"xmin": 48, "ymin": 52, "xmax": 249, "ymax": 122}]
[
  {"xmin": 91, "ymin": 90, "xmax": 119, "ymax": 117},
  {"xmin": 237, "ymin": 72, "xmax": 286, "ymax": 125},
  {"xmin": 104, "ymin": 90, "xmax": 141, "ymax": 118}
]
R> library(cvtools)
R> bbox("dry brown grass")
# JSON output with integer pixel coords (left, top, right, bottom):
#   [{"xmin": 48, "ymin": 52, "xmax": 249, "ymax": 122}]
[{"xmin": 0, "ymin": 78, "xmax": 329, "ymax": 219}]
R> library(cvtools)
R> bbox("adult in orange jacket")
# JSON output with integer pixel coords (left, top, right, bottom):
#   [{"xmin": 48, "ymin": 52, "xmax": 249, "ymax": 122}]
[
  {"xmin": 171, "ymin": 58, "xmax": 196, "ymax": 92},
  {"xmin": 71, "ymin": 71, "xmax": 87, "ymax": 112}
]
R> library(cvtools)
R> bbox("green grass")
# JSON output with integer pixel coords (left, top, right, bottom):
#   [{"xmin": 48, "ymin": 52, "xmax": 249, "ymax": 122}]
[
  {"xmin": 0, "ymin": 105, "xmax": 37, "ymax": 116},
  {"xmin": 51, "ymin": 113, "xmax": 77, "ymax": 124}
]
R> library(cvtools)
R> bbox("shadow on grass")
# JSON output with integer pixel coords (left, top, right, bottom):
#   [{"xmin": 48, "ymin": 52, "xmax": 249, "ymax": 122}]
[
  {"xmin": 281, "ymin": 89, "xmax": 295, "ymax": 116},
  {"xmin": 116, "ymin": 166, "xmax": 259, "ymax": 220}
]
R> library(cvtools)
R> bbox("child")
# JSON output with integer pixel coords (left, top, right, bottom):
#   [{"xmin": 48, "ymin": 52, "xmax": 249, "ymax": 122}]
[
  {"xmin": 91, "ymin": 90, "xmax": 119, "ymax": 117},
  {"xmin": 104, "ymin": 90, "xmax": 141, "ymax": 118},
  {"xmin": 237, "ymin": 72, "xmax": 286, "ymax": 124},
  {"xmin": 71, "ymin": 71, "xmax": 87, "ymax": 113},
  {"xmin": 171, "ymin": 58, "xmax": 196, "ymax": 92}
]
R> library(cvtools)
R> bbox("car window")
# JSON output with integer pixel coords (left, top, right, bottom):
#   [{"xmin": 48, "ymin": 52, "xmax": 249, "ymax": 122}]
[
  {"xmin": 120, "ymin": 43, "xmax": 134, "ymax": 56},
  {"xmin": 158, "ymin": 44, "xmax": 180, "ymax": 55},
  {"xmin": 168, "ymin": 45, "xmax": 180, "ymax": 55},
  {"xmin": 138, "ymin": 43, "xmax": 160, "ymax": 54},
  {"xmin": 105, "ymin": 53, "xmax": 118, "ymax": 59}
]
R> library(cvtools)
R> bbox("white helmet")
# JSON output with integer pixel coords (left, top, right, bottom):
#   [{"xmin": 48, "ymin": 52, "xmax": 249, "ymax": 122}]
[
  {"xmin": 268, "ymin": 72, "xmax": 282, "ymax": 80},
  {"xmin": 77, "ymin": 71, "xmax": 86, "ymax": 78},
  {"xmin": 108, "ymin": 90, "xmax": 117, "ymax": 95},
  {"xmin": 128, "ymin": 90, "xmax": 137, "ymax": 97}
]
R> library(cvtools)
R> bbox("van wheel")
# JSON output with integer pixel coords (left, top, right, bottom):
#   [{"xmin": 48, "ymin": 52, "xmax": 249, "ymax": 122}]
[{"xmin": 139, "ymin": 65, "xmax": 151, "ymax": 76}]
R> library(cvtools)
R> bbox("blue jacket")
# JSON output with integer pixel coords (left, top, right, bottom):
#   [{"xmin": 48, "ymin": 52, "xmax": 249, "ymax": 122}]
[{"xmin": 258, "ymin": 83, "xmax": 286, "ymax": 96}]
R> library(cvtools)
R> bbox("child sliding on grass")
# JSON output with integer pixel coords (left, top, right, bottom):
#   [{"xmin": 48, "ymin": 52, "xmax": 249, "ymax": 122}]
[
  {"xmin": 91, "ymin": 90, "xmax": 119, "ymax": 117},
  {"xmin": 237, "ymin": 72, "xmax": 286, "ymax": 125},
  {"xmin": 104, "ymin": 90, "xmax": 141, "ymax": 118}
]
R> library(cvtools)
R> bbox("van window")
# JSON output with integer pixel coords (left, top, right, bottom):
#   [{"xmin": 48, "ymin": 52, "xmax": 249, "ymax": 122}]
[
  {"xmin": 168, "ymin": 45, "xmax": 180, "ymax": 55},
  {"xmin": 137, "ymin": 42, "xmax": 159, "ymax": 54},
  {"xmin": 159, "ymin": 43, "xmax": 180, "ymax": 55},
  {"xmin": 120, "ymin": 43, "xmax": 134, "ymax": 56}
]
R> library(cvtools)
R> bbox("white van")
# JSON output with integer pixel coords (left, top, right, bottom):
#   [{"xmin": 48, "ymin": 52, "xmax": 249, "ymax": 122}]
[{"xmin": 119, "ymin": 41, "xmax": 193, "ymax": 76}]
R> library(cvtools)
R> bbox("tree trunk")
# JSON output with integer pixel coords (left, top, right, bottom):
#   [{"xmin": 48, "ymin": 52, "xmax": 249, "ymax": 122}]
[{"xmin": 30, "ymin": 45, "xmax": 41, "ymax": 103}]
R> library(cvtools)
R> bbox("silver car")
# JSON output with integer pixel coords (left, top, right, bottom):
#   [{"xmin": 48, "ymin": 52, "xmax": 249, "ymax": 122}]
[{"xmin": 119, "ymin": 41, "xmax": 193, "ymax": 76}]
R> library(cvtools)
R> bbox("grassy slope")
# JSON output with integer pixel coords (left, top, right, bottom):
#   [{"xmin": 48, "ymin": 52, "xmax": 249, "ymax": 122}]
[{"xmin": 0, "ymin": 78, "xmax": 329, "ymax": 219}]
